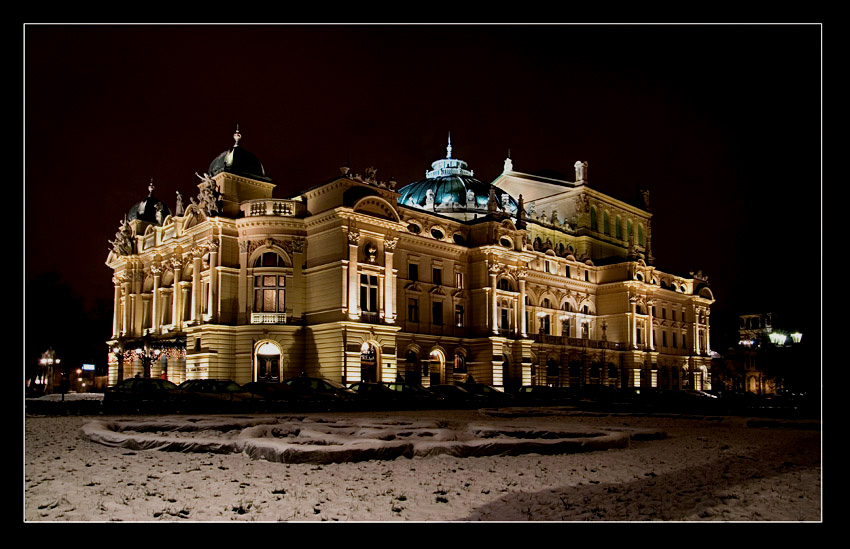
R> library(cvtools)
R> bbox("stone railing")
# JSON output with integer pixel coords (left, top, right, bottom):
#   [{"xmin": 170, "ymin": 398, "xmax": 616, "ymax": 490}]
[{"xmin": 240, "ymin": 198, "xmax": 305, "ymax": 218}]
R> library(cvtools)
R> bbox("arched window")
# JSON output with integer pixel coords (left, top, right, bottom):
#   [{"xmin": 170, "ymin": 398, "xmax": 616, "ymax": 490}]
[
  {"xmin": 638, "ymin": 224, "xmax": 644, "ymax": 246},
  {"xmin": 616, "ymin": 216, "xmax": 623, "ymax": 239},
  {"xmin": 603, "ymin": 211, "xmax": 610, "ymax": 235},
  {"xmin": 454, "ymin": 352, "xmax": 467, "ymax": 374},
  {"xmin": 590, "ymin": 207, "xmax": 598, "ymax": 231},
  {"xmin": 497, "ymin": 278, "xmax": 514, "ymax": 292},
  {"xmin": 253, "ymin": 252, "xmax": 287, "ymax": 317}
]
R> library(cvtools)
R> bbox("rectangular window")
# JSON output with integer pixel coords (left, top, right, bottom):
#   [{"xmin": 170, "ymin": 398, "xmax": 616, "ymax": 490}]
[
  {"xmin": 432, "ymin": 301, "xmax": 443, "ymax": 325},
  {"xmin": 455, "ymin": 305, "xmax": 464, "ymax": 327},
  {"xmin": 408, "ymin": 263, "xmax": 418, "ymax": 282},
  {"xmin": 432, "ymin": 267, "xmax": 442, "ymax": 286},
  {"xmin": 360, "ymin": 274, "xmax": 378, "ymax": 312},
  {"xmin": 662, "ymin": 331, "xmax": 667, "ymax": 347},
  {"xmin": 455, "ymin": 272, "xmax": 464, "ymax": 289},
  {"xmin": 408, "ymin": 298, "xmax": 419, "ymax": 322},
  {"xmin": 565, "ymin": 266, "xmax": 571, "ymax": 278},
  {"xmin": 672, "ymin": 333, "xmax": 678, "ymax": 348}
]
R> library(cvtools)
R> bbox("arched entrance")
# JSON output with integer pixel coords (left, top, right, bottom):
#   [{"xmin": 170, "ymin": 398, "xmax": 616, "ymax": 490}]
[
  {"xmin": 255, "ymin": 341, "xmax": 282, "ymax": 382},
  {"xmin": 360, "ymin": 341, "xmax": 380, "ymax": 382},
  {"xmin": 404, "ymin": 350, "xmax": 420, "ymax": 384},
  {"xmin": 428, "ymin": 349, "xmax": 445, "ymax": 386}
]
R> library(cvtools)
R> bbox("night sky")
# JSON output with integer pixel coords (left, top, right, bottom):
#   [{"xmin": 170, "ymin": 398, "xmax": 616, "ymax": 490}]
[{"xmin": 24, "ymin": 24, "xmax": 821, "ymax": 360}]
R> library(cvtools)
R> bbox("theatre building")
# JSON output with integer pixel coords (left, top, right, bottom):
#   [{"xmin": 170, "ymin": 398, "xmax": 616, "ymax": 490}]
[{"xmin": 106, "ymin": 130, "xmax": 715, "ymax": 392}]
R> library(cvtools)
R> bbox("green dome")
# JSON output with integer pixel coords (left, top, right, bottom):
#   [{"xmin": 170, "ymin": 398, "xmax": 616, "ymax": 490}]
[{"xmin": 396, "ymin": 136, "xmax": 518, "ymax": 217}]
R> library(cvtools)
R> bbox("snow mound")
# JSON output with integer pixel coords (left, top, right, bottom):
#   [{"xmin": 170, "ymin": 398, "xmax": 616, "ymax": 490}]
[{"xmin": 81, "ymin": 415, "xmax": 656, "ymax": 464}]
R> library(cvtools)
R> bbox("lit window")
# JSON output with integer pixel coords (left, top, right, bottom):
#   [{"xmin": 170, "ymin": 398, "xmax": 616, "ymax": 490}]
[
  {"xmin": 455, "ymin": 305, "xmax": 465, "ymax": 327},
  {"xmin": 360, "ymin": 274, "xmax": 378, "ymax": 313}
]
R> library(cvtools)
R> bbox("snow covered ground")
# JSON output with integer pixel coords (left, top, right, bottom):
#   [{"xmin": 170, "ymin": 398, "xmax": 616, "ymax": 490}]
[{"xmin": 24, "ymin": 399, "xmax": 821, "ymax": 522}]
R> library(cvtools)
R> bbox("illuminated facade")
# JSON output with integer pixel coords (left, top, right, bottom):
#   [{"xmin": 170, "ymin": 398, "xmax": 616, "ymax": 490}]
[{"xmin": 106, "ymin": 131, "xmax": 715, "ymax": 391}]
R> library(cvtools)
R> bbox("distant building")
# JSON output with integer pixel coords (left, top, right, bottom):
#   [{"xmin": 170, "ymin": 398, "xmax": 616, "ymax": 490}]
[
  {"xmin": 713, "ymin": 312, "xmax": 806, "ymax": 394},
  {"xmin": 105, "ymin": 130, "xmax": 715, "ymax": 391}
]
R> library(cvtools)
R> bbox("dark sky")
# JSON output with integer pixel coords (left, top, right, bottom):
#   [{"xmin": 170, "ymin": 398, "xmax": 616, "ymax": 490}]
[{"xmin": 24, "ymin": 24, "xmax": 822, "ymax": 347}]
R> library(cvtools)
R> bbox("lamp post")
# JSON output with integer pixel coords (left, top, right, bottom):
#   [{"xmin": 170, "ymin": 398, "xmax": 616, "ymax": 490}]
[
  {"xmin": 38, "ymin": 348, "xmax": 60, "ymax": 395},
  {"xmin": 111, "ymin": 336, "xmax": 125, "ymax": 382},
  {"xmin": 136, "ymin": 332, "xmax": 161, "ymax": 378}
]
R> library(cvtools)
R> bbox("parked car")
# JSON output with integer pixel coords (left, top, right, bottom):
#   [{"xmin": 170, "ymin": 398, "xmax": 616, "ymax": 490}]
[
  {"xmin": 282, "ymin": 376, "xmax": 360, "ymax": 407},
  {"xmin": 461, "ymin": 382, "xmax": 516, "ymax": 404},
  {"xmin": 177, "ymin": 379, "xmax": 263, "ymax": 412},
  {"xmin": 348, "ymin": 382, "xmax": 406, "ymax": 408},
  {"xmin": 427, "ymin": 384, "xmax": 487, "ymax": 408},
  {"xmin": 515, "ymin": 385, "xmax": 570, "ymax": 404},
  {"xmin": 103, "ymin": 377, "xmax": 185, "ymax": 414},
  {"xmin": 383, "ymin": 382, "xmax": 446, "ymax": 407},
  {"xmin": 241, "ymin": 381, "xmax": 297, "ymax": 410}
]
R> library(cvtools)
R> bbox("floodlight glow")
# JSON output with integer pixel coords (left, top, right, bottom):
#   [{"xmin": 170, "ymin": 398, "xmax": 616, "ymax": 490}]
[
  {"xmin": 790, "ymin": 332, "xmax": 803, "ymax": 343},
  {"xmin": 769, "ymin": 333, "xmax": 788, "ymax": 345}
]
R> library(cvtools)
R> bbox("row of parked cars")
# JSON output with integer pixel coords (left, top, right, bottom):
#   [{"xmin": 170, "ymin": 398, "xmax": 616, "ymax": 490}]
[
  {"xmin": 102, "ymin": 376, "xmax": 516, "ymax": 414},
  {"xmin": 102, "ymin": 376, "xmax": 816, "ymax": 417}
]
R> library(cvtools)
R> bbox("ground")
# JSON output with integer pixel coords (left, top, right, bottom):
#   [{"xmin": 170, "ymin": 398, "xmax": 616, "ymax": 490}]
[{"xmin": 24, "ymin": 408, "xmax": 821, "ymax": 522}]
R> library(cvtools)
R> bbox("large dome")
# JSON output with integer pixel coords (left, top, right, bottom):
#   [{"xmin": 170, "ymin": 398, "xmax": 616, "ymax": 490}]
[
  {"xmin": 208, "ymin": 128, "xmax": 270, "ymax": 182},
  {"xmin": 127, "ymin": 181, "xmax": 171, "ymax": 225},
  {"xmin": 397, "ymin": 136, "xmax": 518, "ymax": 220}
]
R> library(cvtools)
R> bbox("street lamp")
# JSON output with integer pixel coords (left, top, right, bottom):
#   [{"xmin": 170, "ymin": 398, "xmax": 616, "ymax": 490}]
[{"xmin": 38, "ymin": 348, "xmax": 61, "ymax": 395}]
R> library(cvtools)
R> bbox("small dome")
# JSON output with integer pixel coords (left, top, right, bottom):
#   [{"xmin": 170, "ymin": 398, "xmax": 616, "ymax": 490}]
[
  {"xmin": 127, "ymin": 181, "xmax": 171, "ymax": 225},
  {"xmin": 208, "ymin": 128, "xmax": 270, "ymax": 181},
  {"xmin": 397, "ymin": 135, "xmax": 518, "ymax": 218}
]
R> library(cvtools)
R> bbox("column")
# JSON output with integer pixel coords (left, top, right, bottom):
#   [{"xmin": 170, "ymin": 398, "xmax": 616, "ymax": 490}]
[
  {"xmin": 489, "ymin": 263, "xmax": 500, "ymax": 334},
  {"xmin": 151, "ymin": 264, "xmax": 162, "ymax": 333},
  {"xmin": 384, "ymin": 237, "xmax": 397, "ymax": 323},
  {"xmin": 518, "ymin": 269, "xmax": 527, "ymax": 337},
  {"xmin": 348, "ymin": 230, "xmax": 360, "ymax": 319},
  {"xmin": 629, "ymin": 295, "xmax": 638, "ymax": 349},
  {"xmin": 647, "ymin": 299, "xmax": 654, "ymax": 350},
  {"xmin": 171, "ymin": 257, "xmax": 183, "ymax": 328},
  {"xmin": 112, "ymin": 277, "xmax": 122, "ymax": 337},
  {"xmin": 191, "ymin": 247, "xmax": 203, "ymax": 322},
  {"xmin": 207, "ymin": 240, "xmax": 219, "ymax": 322},
  {"xmin": 121, "ymin": 274, "xmax": 131, "ymax": 336}
]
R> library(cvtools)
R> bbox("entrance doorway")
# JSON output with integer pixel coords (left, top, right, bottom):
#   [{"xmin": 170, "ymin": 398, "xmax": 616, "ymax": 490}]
[
  {"xmin": 255, "ymin": 341, "xmax": 281, "ymax": 382},
  {"xmin": 360, "ymin": 342, "xmax": 379, "ymax": 382},
  {"xmin": 429, "ymin": 349, "xmax": 445, "ymax": 386}
]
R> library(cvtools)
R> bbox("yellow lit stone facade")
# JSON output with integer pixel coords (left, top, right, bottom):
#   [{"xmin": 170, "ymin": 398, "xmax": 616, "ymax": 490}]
[{"xmin": 106, "ymin": 131, "xmax": 714, "ymax": 391}]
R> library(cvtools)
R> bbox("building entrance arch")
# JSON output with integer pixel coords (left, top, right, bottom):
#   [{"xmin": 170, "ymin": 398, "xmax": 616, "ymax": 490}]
[
  {"xmin": 255, "ymin": 340, "xmax": 282, "ymax": 382},
  {"xmin": 360, "ymin": 341, "xmax": 381, "ymax": 382},
  {"xmin": 428, "ymin": 349, "xmax": 445, "ymax": 386}
]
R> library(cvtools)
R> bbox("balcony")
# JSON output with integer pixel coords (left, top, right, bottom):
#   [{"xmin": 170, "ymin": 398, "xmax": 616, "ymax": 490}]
[
  {"xmin": 251, "ymin": 312, "xmax": 287, "ymax": 325},
  {"xmin": 527, "ymin": 333, "xmax": 626, "ymax": 350},
  {"xmin": 240, "ymin": 198, "xmax": 305, "ymax": 218},
  {"xmin": 360, "ymin": 311, "xmax": 381, "ymax": 324}
]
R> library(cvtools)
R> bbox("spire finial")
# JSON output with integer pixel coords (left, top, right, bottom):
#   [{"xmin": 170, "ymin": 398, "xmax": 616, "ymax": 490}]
[
  {"xmin": 233, "ymin": 124, "xmax": 241, "ymax": 147},
  {"xmin": 446, "ymin": 131, "xmax": 452, "ymax": 159}
]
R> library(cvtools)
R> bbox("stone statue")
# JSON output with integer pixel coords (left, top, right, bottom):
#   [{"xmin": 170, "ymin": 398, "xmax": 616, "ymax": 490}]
[
  {"xmin": 175, "ymin": 191, "xmax": 184, "ymax": 216},
  {"xmin": 109, "ymin": 217, "xmax": 135, "ymax": 255}
]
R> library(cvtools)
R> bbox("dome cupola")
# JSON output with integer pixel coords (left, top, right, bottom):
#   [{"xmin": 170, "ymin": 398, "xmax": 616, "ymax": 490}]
[
  {"xmin": 397, "ymin": 134, "xmax": 518, "ymax": 221},
  {"xmin": 208, "ymin": 127, "xmax": 271, "ymax": 182},
  {"xmin": 127, "ymin": 180, "xmax": 171, "ymax": 225}
]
